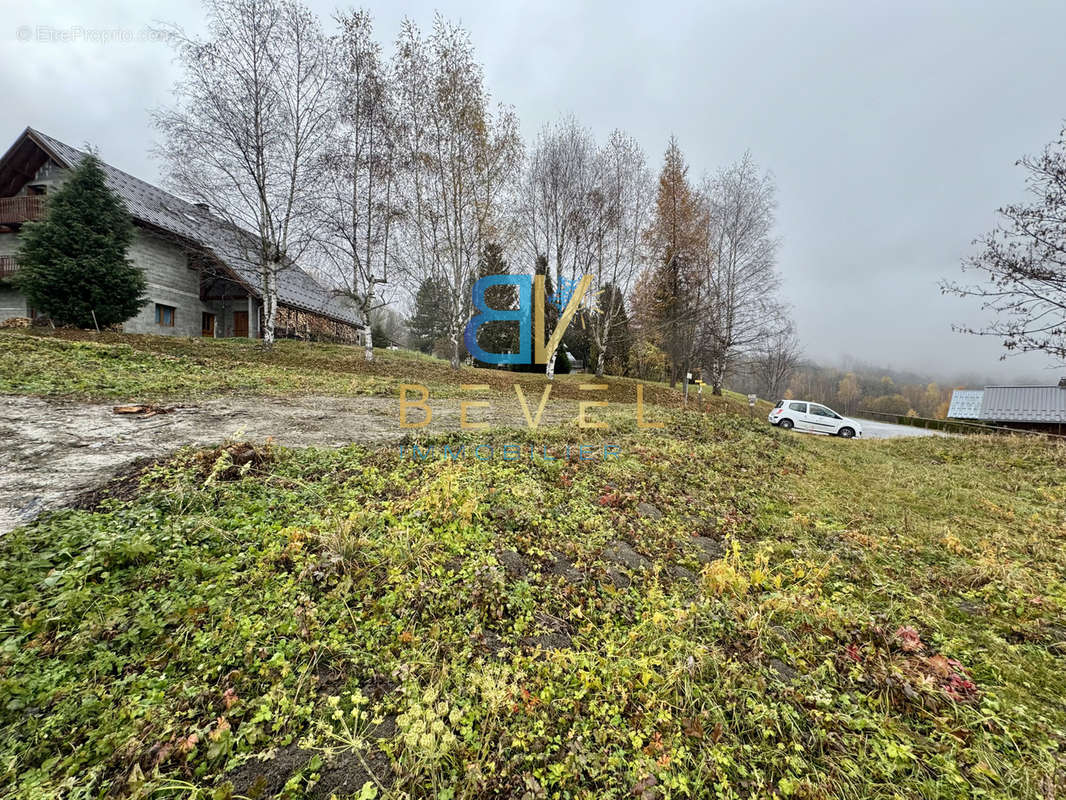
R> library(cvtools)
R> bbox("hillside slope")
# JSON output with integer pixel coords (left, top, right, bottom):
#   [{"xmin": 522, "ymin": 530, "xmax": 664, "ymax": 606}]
[
  {"xmin": 0, "ymin": 330, "xmax": 735, "ymax": 411},
  {"xmin": 0, "ymin": 396, "xmax": 1063, "ymax": 798}
]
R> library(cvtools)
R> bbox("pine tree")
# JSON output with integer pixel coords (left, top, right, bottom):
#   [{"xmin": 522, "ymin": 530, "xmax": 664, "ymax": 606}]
[
  {"xmin": 599, "ymin": 282, "xmax": 632, "ymax": 374},
  {"xmin": 408, "ymin": 276, "xmax": 450, "ymax": 354},
  {"xmin": 15, "ymin": 154, "xmax": 145, "ymax": 328},
  {"xmin": 472, "ymin": 242, "xmax": 518, "ymax": 366}
]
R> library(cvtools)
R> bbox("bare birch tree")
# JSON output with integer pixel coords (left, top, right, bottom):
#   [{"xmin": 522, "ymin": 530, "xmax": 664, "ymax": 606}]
[
  {"xmin": 700, "ymin": 153, "xmax": 780, "ymax": 394},
  {"xmin": 392, "ymin": 15, "xmax": 521, "ymax": 369},
  {"xmin": 573, "ymin": 131, "xmax": 652, "ymax": 377},
  {"xmin": 520, "ymin": 117, "xmax": 593, "ymax": 379},
  {"xmin": 155, "ymin": 0, "xmax": 335, "ymax": 347},
  {"xmin": 317, "ymin": 8, "xmax": 397, "ymax": 361},
  {"xmin": 753, "ymin": 318, "xmax": 801, "ymax": 400}
]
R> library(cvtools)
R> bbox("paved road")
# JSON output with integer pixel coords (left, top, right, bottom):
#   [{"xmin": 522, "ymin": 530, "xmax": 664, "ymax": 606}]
[
  {"xmin": 775, "ymin": 418, "xmax": 947, "ymax": 440},
  {"xmin": 855, "ymin": 418, "xmax": 947, "ymax": 439}
]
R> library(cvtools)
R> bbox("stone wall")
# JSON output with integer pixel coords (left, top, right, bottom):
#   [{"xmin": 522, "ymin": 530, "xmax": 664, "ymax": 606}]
[{"xmin": 123, "ymin": 229, "xmax": 214, "ymax": 337}]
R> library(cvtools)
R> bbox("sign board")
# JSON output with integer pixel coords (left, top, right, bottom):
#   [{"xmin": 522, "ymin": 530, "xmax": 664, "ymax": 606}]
[{"xmin": 747, "ymin": 394, "xmax": 757, "ymax": 406}]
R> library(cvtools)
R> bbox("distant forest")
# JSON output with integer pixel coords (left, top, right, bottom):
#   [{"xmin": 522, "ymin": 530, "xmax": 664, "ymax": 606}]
[{"xmin": 727, "ymin": 359, "xmax": 1044, "ymax": 420}]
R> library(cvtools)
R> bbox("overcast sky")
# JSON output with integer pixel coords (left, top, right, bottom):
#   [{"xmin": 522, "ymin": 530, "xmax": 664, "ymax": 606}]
[{"xmin": 4, "ymin": 0, "xmax": 1065, "ymax": 382}]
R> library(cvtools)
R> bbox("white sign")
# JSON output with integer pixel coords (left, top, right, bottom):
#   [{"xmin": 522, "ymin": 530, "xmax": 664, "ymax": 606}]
[{"xmin": 747, "ymin": 394, "xmax": 757, "ymax": 406}]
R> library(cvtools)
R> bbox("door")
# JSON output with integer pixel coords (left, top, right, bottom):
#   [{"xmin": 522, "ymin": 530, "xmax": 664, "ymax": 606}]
[
  {"xmin": 233, "ymin": 310, "xmax": 248, "ymax": 338},
  {"xmin": 786, "ymin": 401, "xmax": 811, "ymax": 430},
  {"xmin": 201, "ymin": 312, "xmax": 216, "ymax": 338},
  {"xmin": 807, "ymin": 404, "xmax": 842, "ymax": 434}
]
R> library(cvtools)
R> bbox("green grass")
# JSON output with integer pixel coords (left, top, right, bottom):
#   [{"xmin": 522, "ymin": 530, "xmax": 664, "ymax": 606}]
[
  {"xmin": 1, "ymin": 405, "xmax": 1063, "ymax": 798},
  {"xmin": 0, "ymin": 329, "xmax": 706, "ymax": 410}
]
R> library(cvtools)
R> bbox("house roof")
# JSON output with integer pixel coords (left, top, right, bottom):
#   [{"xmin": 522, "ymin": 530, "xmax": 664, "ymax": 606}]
[
  {"xmin": 0, "ymin": 127, "xmax": 362, "ymax": 328},
  {"xmin": 979, "ymin": 385, "xmax": 1066, "ymax": 423},
  {"xmin": 946, "ymin": 389, "xmax": 984, "ymax": 419}
]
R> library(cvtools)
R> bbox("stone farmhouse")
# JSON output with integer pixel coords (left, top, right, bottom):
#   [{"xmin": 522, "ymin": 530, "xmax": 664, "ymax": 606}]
[{"xmin": 0, "ymin": 127, "xmax": 365, "ymax": 343}]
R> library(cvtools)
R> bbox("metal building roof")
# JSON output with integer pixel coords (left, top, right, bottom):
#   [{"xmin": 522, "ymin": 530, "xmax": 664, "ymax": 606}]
[
  {"xmin": 980, "ymin": 385, "xmax": 1066, "ymax": 423},
  {"xmin": 3, "ymin": 128, "xmax": 363, "ymax": 328},
  {"xmin": 947, "ymin": 390, "xmax": 984, "ymax": 419}
]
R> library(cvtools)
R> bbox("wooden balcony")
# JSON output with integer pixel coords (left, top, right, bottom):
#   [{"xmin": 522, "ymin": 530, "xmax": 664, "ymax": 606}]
[
  {"xmin": 0, "ymin": 256, "xmax": 17, "ymax": 280},
  {"xmin": 0, "ymin": 196, "xmax": 45, "ymax": 226}
]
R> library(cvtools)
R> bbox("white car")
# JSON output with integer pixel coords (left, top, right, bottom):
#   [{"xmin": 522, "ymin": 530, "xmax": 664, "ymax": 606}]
[{"xmin": 768, "ymin": 399, "xmax": 863, "ymax": 438}]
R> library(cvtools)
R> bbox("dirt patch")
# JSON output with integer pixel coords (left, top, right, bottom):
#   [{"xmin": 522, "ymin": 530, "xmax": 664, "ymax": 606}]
[
  {"xmin": 547, "ymin": 552, "xmax": 586, "ymax": 586},
  {"xmin": 0, "ymin": 393, "xmax": 578, "ymax": 535},
  {"xmin": 194, "ymin": 442, "xmax": 275, "ymax": 481},
  {"xmin": 224, "ymin": 718, "xmax": 396, "ymax": 799},
  {"xmin": 225, "ymin": 743, "xmax": 310, "ymax": 799},
  {"xmin": 69, "ymin": 456, "xmax": 161, "ymax": 511}
]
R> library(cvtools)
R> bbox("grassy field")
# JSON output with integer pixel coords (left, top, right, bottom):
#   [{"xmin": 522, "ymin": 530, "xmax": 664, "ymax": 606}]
[
  {"xmin": 0, "ymin": 329, "xmax": 723, "ymax": 410},
  {"xmin": 0, "ymin": 333, "xmax": 1063, "ymax": 799}
]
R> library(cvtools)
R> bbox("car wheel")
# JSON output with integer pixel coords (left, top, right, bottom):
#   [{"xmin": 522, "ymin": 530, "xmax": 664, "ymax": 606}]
[
  {"xmin": 838, "ymin": 427, "xmax": 855, "ymax": 439},
  {"xmin": 778, "ymin": 418, "xmax": 794, "ymax": 430}
]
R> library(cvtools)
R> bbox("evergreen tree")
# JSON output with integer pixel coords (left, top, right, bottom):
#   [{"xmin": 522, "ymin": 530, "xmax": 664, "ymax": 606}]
[
  {"xmin": 516, "ymin": 254, "xmax": 569, "ymax": 373},
  {"xmin": 562, "ymin": 309, "xmax": 591, "ymax": 370},
  {"xmin": 472, "ymin": 242, "xmax": 519, "ymax": 367},
  {"xmin": 599, "ymin": 282, "xmax": 632, "ymax": 374},
  {"xmin": 408, "ymin": 276, "xmax": 450, "ymax": 353},
  {"xmin": 15, "ymin": 153, "xmax": 145, "ymax": 328}
]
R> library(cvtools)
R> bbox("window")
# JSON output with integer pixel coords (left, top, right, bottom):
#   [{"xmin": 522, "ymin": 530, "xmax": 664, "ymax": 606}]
[
  {"xmin": 788, "ymin": 402, "xmax": 807, "ymax": 413},
  {"xmin": 155, "ymin": 304, "xmax": 175, "ymax": 327},
  {"xmin": 810, "ymin": 405, "xmax": 840, "ymax": 418},
  {"xmin": 773, "ymin": 400, "xmax": 784, "ymax": 408}
]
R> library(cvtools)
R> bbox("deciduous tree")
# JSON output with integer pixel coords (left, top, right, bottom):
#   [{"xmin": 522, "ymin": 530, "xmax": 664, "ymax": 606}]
[
  {"xmin": 700, "ymin": 153, "xmax": 780, "ymax": 395},
  {"xmin": 945, "ymin": 125, "xmax": 1066, "ymax": 362},
  {"xmin": 155, "ymin": 0, "xmax": 335, "ymax": 347},
  {"xmin": 318, "ymin": 8, "xmax": 398, "ymax": 361},
  {"xmin": 392, "ymin": 16, "xmax": 521, "ymax": 368},
  {"xmin": 519, "ymin": 116, "xmax": 594, "ymax": 379}
]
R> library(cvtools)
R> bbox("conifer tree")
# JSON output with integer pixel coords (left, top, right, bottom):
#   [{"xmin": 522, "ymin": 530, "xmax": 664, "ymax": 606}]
[
  {"xmin": 472, "ymin": 242, "xmax": 518, "ymax": 366},
  {"xmin": 16, "ymin": 154, "xmax": 145, "ymax": 328},
  {"xmin": 408, "ymin": 276, "xmax": 450, "ymax": 354}
]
